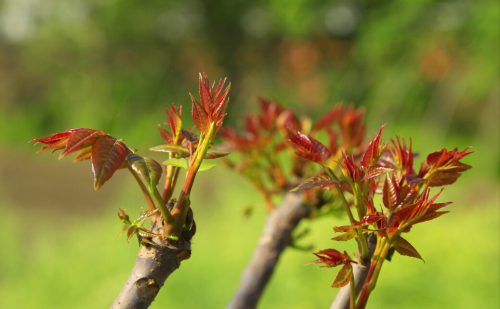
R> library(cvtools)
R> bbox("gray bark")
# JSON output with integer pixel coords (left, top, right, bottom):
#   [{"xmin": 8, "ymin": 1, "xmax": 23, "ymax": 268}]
[
  {"xmin": 226, "ymin": 191, "xmax": 310, "ymax": 309},
  {"xmin": 110, "ymin": 217, "xmax": 195, "ymax": 309}
]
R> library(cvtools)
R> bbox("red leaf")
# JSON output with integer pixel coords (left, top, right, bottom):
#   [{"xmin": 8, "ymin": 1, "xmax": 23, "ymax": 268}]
[
  {"xmin": 91, "ymin": 136, "xmax": 129, "ymax": 191},
  {"xmin": 413, "ymin": 211, "xmax": 449, "ymax": 224},
  {"xmin": 59, "ymin": 130, "xmax": 105, "ymax": 159},
  {"xmin": 190, "ymin": 94, "xmax": 209, "ymax": 133},
  {"xmin": 308, "ymin": 135, "xmax": 331, "ymax": 160},
  {"xmin": 158, "ymin": 124, "xmax": 173, "ymax": 144},
  {"xmin": 427, "ymin": 171, "xmax": 461, "ymax": 187},
  {"xmin": 294, "ymin": 152, "xmax": 324, "ymax": 164},
  {"xmin": 291, "ymin": 174, "xmax": 336, "ymax": 192},
  {"xmin": 313, "ymin": 105, "xmax": 343, "ymax": 131},
  {"xmin": 361, "ymin": 124, "xmax": 386, "ymax": 167},
  {"xmin": 364, "ymin": 166, "xmax": 392, "ymax": 180},
  {"xmin": 199, "ymin": 73, "xmax": 214, "ymax": 115},
  {"xmin": 392, "ymin": 235, "xmax": 424, "ymax": 261},
  {"xmin": 36, "ymin": 138, "xmax": 68, "ymax": 154},
  {"xmin": 383, "ymin": 175, "xmax": 398, "ymax": 209}
]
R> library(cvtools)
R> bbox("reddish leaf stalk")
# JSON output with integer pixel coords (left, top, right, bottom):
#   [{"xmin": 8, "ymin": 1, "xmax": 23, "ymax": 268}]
[
  {"xmin": 162, "ymin": 164, "xmax": 180, "ymax": 202},
  {"xmin": 167, "ymin": 124, "xmax": 216, "ymax": 237},
  {"xmin": 356, "ymin": 237, "xmax": 392, "ymax": 309}
]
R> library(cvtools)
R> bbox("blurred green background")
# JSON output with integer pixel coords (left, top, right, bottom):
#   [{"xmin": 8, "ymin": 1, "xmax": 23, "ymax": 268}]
[{"xmin": 0, "ymin": 0, "xmax": 498, "ymax": 308}]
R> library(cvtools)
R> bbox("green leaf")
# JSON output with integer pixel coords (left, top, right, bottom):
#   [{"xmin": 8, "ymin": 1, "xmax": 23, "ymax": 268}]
[
  {"xmin": 331, "ymin": 230, "xmax": 357, "ymax": 241},
  {"xmin": 92, "ymin": 136, "xmax": 129, "ymax": 191},
  {"xmin": 150, "ymin": 144, "xmax": 190, "ymax": 157},
  {"xmin": 163, "ymin": 158, "xmax": 188, "ymax": 170},
  {"xmin": 331, "ymin": 264, "xmax": 352, "ymax": 288},
  {"xmin": 198, "ymin": 161, "xmax": 217, "ymax": 172},
  {"xmin": 74, "ymin": 146, "xmax": 92, "ymax": 162},
  {"xmin": 127, "ymin": 153, "xmax": 163, "ymax": 191}
]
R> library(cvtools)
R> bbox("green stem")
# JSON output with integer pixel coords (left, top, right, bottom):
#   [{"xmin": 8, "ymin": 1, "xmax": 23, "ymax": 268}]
[
  {"xmin": 323, "ymin": 166, "xmax": 356, "ymax": 224},
  {"xmin": 127, "ymin": 165, "xmax": 156, "ymax": 212},
  {"xmin": 350, "ymin": 269, "xmax": 357, "ymax": 309},
  {"xmin": 152, "ymin": 187, "xmax": 177, "ymax": 236},
  {"xmin": 324, "ymin": 165, "xmax": 370, "ymax": 260}
]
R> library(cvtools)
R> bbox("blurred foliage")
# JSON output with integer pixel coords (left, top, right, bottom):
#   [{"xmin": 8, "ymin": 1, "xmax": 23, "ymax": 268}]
[{"xmin": 0, "ymin": 0, "xmax": 498, "ymax": 164}]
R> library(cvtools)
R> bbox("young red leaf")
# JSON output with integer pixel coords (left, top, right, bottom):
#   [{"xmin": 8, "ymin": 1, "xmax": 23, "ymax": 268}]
[
  {"xmin": 91, "ymin": 136, "xmax": 129, "ymax": 191},
  {"xmin": 294, "ymin": 152, "xmax": 325, "ymax": 164},
  {"xmin": 308, "ymin": 135, "xmax": 332, "ymax": 161},
  {"xmin": 339, "ymin": 104, "xmax": 366, "ymax": 148},
  {"xmin": 36, "ymin": 138, "xmax": 68, "ymax": 154},
  {"xmin": 363, "ymin": 166, "xmax": 392, "ymax": 180},
  {"xmin": 331, "ymin": 264, "xmax": 353, "ymax": 288},
  {"xmin": 158, "ymin": 125, "xmax": 173, "ymax": 144},
  {"xmin": 361, "ymin": 124, "xmax": 387, "ymax": 168},
  {"xmin": 392, "ymin": 235, "xmax": 424, "ymax": 261},
  {"xmin": 190, "ymin": 94, "xmax": 209, "ymax": 133},
  {"xmin": 59, "ymin": 130, "xmax": 105, "ymax": 159},
  {"xmin": 427, "ymin": 171, "xmax": 461, "ymax": 187},
  {"xmin": 199, "ymin": 73, "xmax": 214, "ymax": 115},
  {"xmin": 29, "ymin": 129, "xmax": 76, "ymax": 146},
  {"xmin": 304, "ymin": 249, "xmax": 357, "ymax": 268},
  {"xmin": 127, "ymin": 153, "xmax": 163, "ymax": 191},
  {"xmin": 383, "ymin": 174, "xmax": 398, "ymax": 209},
  {"xmin": 291, "ymin": 174, "xmax": 336, "ymax": 192},
  {"xmin": 312, "ymin": 105, "xmax": 343, "ymax": 132},
  {"xmin": 419, "ymin": 146, "xmax": 474, "ymax": 187}
]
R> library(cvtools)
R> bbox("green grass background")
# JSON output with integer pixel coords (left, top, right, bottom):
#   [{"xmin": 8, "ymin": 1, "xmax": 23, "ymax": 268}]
[{"xmin": 0, "ymin": 125, "xmax": 498, "ymax": 308}]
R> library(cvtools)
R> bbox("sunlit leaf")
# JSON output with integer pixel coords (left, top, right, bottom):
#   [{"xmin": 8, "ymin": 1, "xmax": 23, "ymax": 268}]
[
  {"xmin": 331, "ymin": 264, "xmax": 352, "ymax": 288},
  {"xmin": 163, "ymin": 158, "xmax": 188, "ymax": 170},
  {"xmin": 198, "ymin": 161, "xmax": 217, "ymax": 172},
  {"xmin": 91, "ymin": 136, "xmax": 129, "ymax": 191},
  {"xmin": 127, "ymin": 153, "xmax": 163, "ymax": 191},
  {"xmin": 149, "ymin": 144, "xmax": 190, "ymax": 157},
  {"xmin": 74, "ymin": 146, "xmax": 92, "ymax": 162},
  {"xmin": 331, "ymin": 230, "xmax": 357, "ymax": 241}
]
